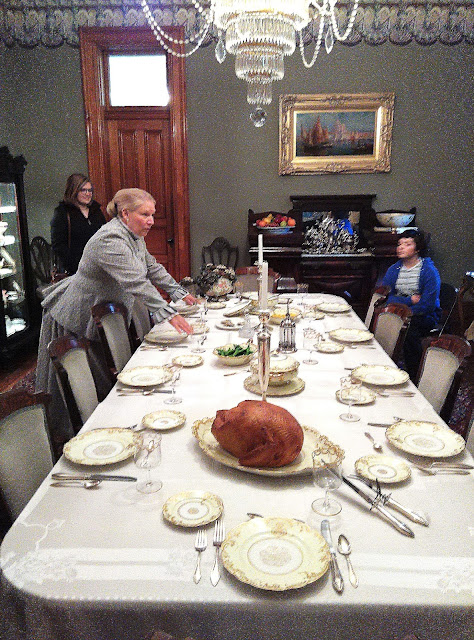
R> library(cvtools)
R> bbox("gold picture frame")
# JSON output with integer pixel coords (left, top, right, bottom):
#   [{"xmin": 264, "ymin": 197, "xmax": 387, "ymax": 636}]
[{"xmin": 279, "ymin": 93, "xmax": 395, "ymax": 175}]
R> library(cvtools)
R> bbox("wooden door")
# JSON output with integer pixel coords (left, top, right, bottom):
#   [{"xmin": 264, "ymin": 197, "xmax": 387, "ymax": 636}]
[{"xmin": 79, "ymin": 27, "xmax": 190, "ymax": 280}]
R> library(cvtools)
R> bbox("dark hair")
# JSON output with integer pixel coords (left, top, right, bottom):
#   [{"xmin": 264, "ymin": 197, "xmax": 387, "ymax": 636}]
[
  {"xmin": 398, "ymin": 229, "xmax": 427, "ymax": 257},
  {"xmin": 63, "ymin": 173, "xmax": 92, "ymax": 206}
]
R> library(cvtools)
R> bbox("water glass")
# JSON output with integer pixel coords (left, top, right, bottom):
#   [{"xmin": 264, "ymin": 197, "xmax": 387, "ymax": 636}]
[
  {"xmin": 311, "ymin": 452, "xmax": 343, "ymax": 516},
  {"xmin": 302, "ymin": 328, "xmax": 319, "ymax": 365},
  {"xmin": 134, "ymin": 432, "xmax": 162, "ymax": 493},
  {"xmin": 339, "ymin": 376, "xmax": 361, "ymax": 422},
  {"xmin": 234, "ymin": 280, "xmax": 244, "ymax": 302},
  {"xmin": 164, "ymin": 366, "xmax": 182, "ymax": 405}
]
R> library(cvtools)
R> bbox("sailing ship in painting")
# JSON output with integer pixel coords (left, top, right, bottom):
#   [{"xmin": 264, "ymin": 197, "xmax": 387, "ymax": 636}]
[{"xmin": 296, "ymin": 111, "xmax": 375, "ymax": 157}]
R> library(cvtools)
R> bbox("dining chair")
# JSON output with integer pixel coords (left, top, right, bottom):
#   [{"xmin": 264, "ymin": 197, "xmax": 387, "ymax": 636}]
[
  {"xmin": 457, "ymin": 271, "xmax": 474, "ymax": 335},
  {"xmin": 0, "ymin": 390, "xmax": 54, "ymax": 525},
  {"xmin": 91, "ymin": 301, "xmax": 135, "ymax": 382},
  {"xmin": 48, "ymin": 334, "xmax": 99, "ymax": 433},
  {"xmin": 429, "ymin": 281, "xmax": 459, "ymax": 337},
  {"xmin": 130, "ymin": 297, "xmax": 154, "ymax": 348},
  {"xmin": 235, "ymin": 266, "xmax": 280, "ymax": 293},
  {"xmin": 276, "ymin": 276, "xmax": 298, "ymax": 294},
  {"xmin": 372, "ymin": 302, "xmax": 413, "ymax": 363},
  {"xmin": 364, "ymin": 285, "xmax": 390, "ymax": 330},
  {"xmin": 416, "ymin": 334, "xmax": 472, "ymax": 419},
  {"xmin": 201, "ymin": 236, "xmax": 239, "ymax": 270},
  {"xmin": 29, "ymin": 235, "xmax": 53, "ymax": 298}
]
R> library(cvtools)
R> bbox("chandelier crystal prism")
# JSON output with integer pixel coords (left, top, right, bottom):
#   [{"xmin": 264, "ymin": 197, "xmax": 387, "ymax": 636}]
[{"xmin": 141, "ymin": 0, "xmax": 359, "ymax": 126}]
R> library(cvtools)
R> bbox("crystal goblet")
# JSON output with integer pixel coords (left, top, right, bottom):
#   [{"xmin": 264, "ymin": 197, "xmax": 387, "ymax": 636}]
[
  {"xmin": 164, "ymin": 366, "xmax": 182, "ymax": 405},
  {"xmin": 311, "ymin": 451, "xmax": 343, "ymax": 516},
  {"xmin": 339, "ymin": 376, "xmax": 361, "ymax": 422},
  {"xmin": 302, "ymin": 328, "xmax": 319, "ymax": 365},
  {"xmin": 134, "ymin": 432, "xmax": 162, "ymax": 493}
]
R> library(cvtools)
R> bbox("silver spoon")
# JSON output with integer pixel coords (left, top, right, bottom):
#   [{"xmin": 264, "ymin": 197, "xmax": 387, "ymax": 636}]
[
  {"xmin": 337, "ymin": 534, "xmax": 359, "ymax": 588},
  {"xmin": 51, "ymin": 479, "xmax": 101, "ymax": 489},
  {"xmin": 364, "ymin": 431, "xmax": 383, "ymax": 452}
]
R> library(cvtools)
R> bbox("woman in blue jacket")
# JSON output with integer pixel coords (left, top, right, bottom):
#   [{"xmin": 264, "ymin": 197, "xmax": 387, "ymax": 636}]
[{"xmin": 382, "ymin": 230, "xmax": 441, "ymax": 380}]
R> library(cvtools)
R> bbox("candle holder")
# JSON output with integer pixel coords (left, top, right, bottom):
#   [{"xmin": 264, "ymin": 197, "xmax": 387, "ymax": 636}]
[
  {"xmin": 257, "ymin": 309, "xmax": 271, "ymax": 402},
  {"xmin": 278, "ymin": 300, "xmax": 297, "ymax": 353}
]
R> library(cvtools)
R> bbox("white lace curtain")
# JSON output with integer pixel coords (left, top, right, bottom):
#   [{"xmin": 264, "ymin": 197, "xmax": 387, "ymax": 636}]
[{"xmin": 1, "ymin": 1, "xmax": 473, "ymax": 48}]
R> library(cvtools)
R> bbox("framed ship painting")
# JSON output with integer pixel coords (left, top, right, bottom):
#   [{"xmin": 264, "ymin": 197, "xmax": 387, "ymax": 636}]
[{"xmin": 279, "ymin": 93, "xmax": 395, "ymax": 175}]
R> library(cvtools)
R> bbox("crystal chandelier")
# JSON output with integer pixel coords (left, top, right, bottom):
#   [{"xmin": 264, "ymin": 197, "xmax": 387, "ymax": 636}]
[{"xmin": 141, "ymin": 0, "xmax": 359, "ymax": 126}]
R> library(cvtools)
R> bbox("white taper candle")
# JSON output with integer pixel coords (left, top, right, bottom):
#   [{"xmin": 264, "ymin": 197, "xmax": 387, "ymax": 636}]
[
  {"xmin": 258, "ymin": 234, "xmax": 263, "ymax": 265},
  {"xmin": 261, "ymin": 261, "xmax": 268, "ymax": 310}
]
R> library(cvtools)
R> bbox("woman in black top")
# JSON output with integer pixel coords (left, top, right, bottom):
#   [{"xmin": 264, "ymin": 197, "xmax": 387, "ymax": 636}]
[{"xmin": 51, "ymin": 173, "xmax": 106, "ymax": 275}]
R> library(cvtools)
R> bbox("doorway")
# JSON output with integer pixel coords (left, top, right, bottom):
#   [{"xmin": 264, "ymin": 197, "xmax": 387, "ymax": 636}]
[{"xmin": 79, "ymin": 27, "xmax": 190, "ymax": 280}]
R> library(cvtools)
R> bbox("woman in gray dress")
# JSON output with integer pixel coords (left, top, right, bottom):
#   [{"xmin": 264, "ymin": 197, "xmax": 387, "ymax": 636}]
[{"xmin": 36, "ymin": 188, "xmax": 197, "ymax": 450}]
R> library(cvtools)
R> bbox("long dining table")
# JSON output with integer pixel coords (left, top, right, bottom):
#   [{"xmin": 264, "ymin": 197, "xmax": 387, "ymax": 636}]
[{"xmin": 1, "ymin": 294, "xmax": 473, "ymax": 640}]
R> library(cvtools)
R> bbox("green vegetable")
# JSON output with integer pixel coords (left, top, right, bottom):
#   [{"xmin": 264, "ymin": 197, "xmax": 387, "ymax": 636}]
[{"xmin": 216, "ymin": 344, "xmax": 253, "ymax": 357}]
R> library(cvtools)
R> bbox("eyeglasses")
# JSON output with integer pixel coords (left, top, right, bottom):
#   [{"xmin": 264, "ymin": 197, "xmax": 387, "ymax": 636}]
[{"xmin": 79, "ymin": 188, "xmax": 93, "ymax": 194}]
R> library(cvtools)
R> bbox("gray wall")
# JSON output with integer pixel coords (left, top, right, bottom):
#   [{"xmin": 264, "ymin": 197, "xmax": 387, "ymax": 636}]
[{"xmin": 1, "ymin": 40, "xmax": 473, "ymax": 285}]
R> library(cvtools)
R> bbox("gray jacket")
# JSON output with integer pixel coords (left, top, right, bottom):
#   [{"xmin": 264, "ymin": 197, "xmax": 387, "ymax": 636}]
[{"xmin": 42, "ymin": 216, "xmax": 188, "ymax": 340}]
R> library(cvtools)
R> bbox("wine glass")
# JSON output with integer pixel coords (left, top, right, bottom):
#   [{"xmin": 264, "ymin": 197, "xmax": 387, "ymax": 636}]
[
  {"xmin": 234, "ymin": 280, "xmax": 244, "ymax": 303},
  {"xmin": 191, "ymin": 327, "xmax": 207, "ymax": 352},
  {"xmin": 134, "ymin": 432, "xmax": 162, "ymax": 493},
  {"xmin": 164, "ymin": 366, "xmax": 182, "ymax": 404},
  {"xmin": 302, "ymin": 328, "xmax": 319, "ymax": 365},
  {"xmin": 339, "ymin": 376, "xmax": 361, "ymax": 422},
  {"xmin": 311, "ymin": 451, "xmax": 343, "ymax": 516}
]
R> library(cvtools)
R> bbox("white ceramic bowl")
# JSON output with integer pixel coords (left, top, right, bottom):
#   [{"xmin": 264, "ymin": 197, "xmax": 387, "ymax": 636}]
[
  {"xmin": 250, "ymin": 354, "xmax": 299, "ymax": 386},
  {"xmin": 376, "ymin": 213, "xmax": 415, "ymax": 228},
  {"xmin": 213, "ymin": 343, "xmax": 257, "ymax": 366}
]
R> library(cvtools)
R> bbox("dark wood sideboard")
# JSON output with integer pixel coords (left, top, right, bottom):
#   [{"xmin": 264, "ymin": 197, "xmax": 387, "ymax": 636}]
[{"xmin": 248, "ymin": 194, "xmax": 399, "ymax": 319}]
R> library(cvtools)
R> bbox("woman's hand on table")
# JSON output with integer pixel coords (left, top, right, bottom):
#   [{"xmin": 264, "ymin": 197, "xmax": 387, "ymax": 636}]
[
  {"xmin": 169, "ymin": 314, "xmax": 194, "ymax": 334},
  {"xmin": 183, "ymin": 293, "xmax": 198, "ymax": 305}
]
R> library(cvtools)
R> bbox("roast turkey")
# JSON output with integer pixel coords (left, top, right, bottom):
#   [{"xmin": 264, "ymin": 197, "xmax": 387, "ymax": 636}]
[{"xmin": 211, "ymin": 400, "xmax": 304, "ymax": 468}]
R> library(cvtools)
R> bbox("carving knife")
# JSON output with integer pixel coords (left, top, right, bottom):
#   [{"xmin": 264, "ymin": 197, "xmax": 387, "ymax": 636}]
[
  {"xmin": 320, "ymin": 520, "xmax": 344, "ymax": 593},
  {"xmin": 340, "ymin": 475, "xmax": 415, "ymax": 537},
  {"xmin": 52, "ymin": 473, "xmax": 137, "ymax": 482}
]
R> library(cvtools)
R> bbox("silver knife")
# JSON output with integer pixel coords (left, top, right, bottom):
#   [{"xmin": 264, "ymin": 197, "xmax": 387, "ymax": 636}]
[
  {"xmin": 354, "ymin": 480, "xmax": 429, "ymax": 526},
  {"xmin": 117, "ymin": 388, "xmax": 173, "ymax": 394},
  {"xmin": 367, "ymin": 422, "xmax": 393, "ymax": 427},
  {"xmin": 320, "ymin": 520, "xmax": 344, "ymax": 593},
  {"xmin": 52, "ymin": 473, "xmax": 137, "ymax": 482}
]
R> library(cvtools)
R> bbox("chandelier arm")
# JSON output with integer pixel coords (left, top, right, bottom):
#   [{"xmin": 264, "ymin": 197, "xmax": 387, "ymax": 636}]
[
  {"xmin": 141, "ymin": 0, "xmax": 213, "ymax": 47},
  {"xmin": 330, "ymin": 1, "xmax": 360, "ymax": 42},
  {"xmin": 298, "ymin": 17, "xmax": 325, "ymax": 68}
]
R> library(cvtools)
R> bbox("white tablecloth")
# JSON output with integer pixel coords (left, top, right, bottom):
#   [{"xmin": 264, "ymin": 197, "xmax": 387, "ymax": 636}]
[{"xmin": 1, "ymin": 295, "xmax": 473, "ymax": 640}]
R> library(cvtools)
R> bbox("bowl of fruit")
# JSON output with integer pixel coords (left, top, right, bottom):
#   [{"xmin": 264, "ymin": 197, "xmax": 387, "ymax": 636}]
[{"xmin": 254, "ymin": 213, "xmax": 296, "ymax": 233}]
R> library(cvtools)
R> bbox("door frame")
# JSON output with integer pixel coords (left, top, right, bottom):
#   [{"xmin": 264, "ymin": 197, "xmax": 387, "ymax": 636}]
[{"xmin": 79, "ymin": 26, "xmax": 190, "ymax": 280}]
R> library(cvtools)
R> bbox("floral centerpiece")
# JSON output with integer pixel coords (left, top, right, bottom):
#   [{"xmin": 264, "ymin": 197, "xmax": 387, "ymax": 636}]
[{"xmin": 182, "ymin": 264, "xmax": 236, "ymax": 300}]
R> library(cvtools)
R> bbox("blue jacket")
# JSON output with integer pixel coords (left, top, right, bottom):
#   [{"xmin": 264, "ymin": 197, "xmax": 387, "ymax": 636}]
[{"xmin": 382, "ymin": 257, "xmax": 441, "ymax": 326}]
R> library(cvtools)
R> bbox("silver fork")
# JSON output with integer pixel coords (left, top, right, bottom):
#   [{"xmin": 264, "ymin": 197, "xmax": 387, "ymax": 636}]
[
  {"xmin": 193, "ymin": 528, "xmax": 207, "ymax": 584},
  {"xmin": 210, "ymin": 518, "xmax": 225, "ymax": 586}
]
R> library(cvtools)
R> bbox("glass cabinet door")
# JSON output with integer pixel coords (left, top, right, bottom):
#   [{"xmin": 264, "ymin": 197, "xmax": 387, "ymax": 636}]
[{"xmin": 0, "ymin": 181, "xmax": 29, "ymax": 338}]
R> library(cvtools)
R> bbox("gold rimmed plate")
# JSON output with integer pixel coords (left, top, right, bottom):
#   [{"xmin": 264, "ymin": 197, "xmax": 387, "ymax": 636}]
[
  {"xmin": 171, "ymin": 354, "xmax": 204, "ymax": 368},
  {"xmin": 144, "ymin": 330, "xmax": 188, "ymax": 345},
  {"xmin": 162, "ymin": 490, "xmax": 223, "ymax": 527},
  {"xmin": 328, "ymin": 328, "xmax": 373, "ymax": 343},
  {"xmin": 207, "ymin": 301, "xmax": 226, "ymax": 309},
  {"xmin": 215, "ymin": 319, "xmax": 244, "ymax": 331},
  {"xmin": 316, "ymin": 341, "xmax": 344, "ymax": 354},
  {"xmin": 191, "ymin": 419, "xmax": 343, "ymax": 477},
  {"xmin": 316, "ymin": 301, "xmax": 351, "ymax": 314},
  {"xmin": 142, "ymin": 410, "xmax": 186, "ymax": 431},
  {"xmin": 117, "ymin": 366, "xmax": 173, "ymax": 388},
  {"xmin": 63, "ymin": 428, "xmax": 136, "ymax": 465},
  {"xmin": 386, "ymin": 421, "xmax": 465, "ymax": 458},
  {"xmin": 222, "ymin": 517, "xmax": 330, "ymax": 591},
  {"xmin": 355, "ymin": 454, "xmax": 411, "ymax": 484},
  {"xmin": 351, "ymin": 364, "xmax": 409, "ymax": 386},
  {"xmin": 244, "ymin": 375, "xmax": 305, "ymax": 397},
  {"xmin": 223, "ymin": 301, "xmax": 252, "ymax": 317},
  {"xmin": 336, "ymin": 387, "xmax": 376, "ymax": 405}
]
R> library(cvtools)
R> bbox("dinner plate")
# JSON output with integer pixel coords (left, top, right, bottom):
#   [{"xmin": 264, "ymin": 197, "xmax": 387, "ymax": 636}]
[
  {"xmin": 351, "ymin": 364, "xmax": 409, "ymax": 386},
  {"xmin": 328, "ymin": 328, "xmax": 373, "ymax": 343},
  {"xmin": 315, "ymin": 301, "xmax": 351, "ymax": 314},
  {"xmin": 63, "ymin": 428, "xmax": 136, "ymax": 465},
  {"xmin": 244, "ymin": 376, "xmax": 305, "ymax": 397},
  {"xmin": 162, "ymin": 490, "xmax": 223, "ymax": 527},
  {"xmin": 386, "ymin": 421, "xmax": 465, "ymax": 458},
  {"xmin": 144, "ymin": 330, "xmax": 188, "ymax": 345},
  {"xmin": 192, "ymin": 419, "xmax": 344, "ymax": 477},
  {"xmin": 171, "ymin": 354, "xmax": 203, "ymax": 368},
  {"xmin": 223, "ymin": 301, "xmax": 252, "ymax": 317},
  {"xmin": 142, "ymin": 410, "xmax": 186, "ymax": 431},
  {"xmin": 355, "ymin": 455, "xmax": 411, "ymax": 483},
  {"xmin": 304, "ymin": 309, "xmax": 325, "ymax": 320},
  {"xmin": 221, "ymin": 517, "xmax": 330, "ymax": 591},
  {"xmin": 215, "ymin": 319, "xmax": 245, "ymax": 331},
  {"xmin": 207, "ymin": 301, "xmax": 226, "ymax": 309},
  {"xmin": 171, "ymin": 302, "xmax": 199, "ymax": 316},
  {"xmin": 316, "ymin": 341, "xmax": 344, "ymax": 354},
  {"xmin": 336, "ymin": 387, "xmax": 376, "ymax": 405},
  {"xmin": 117, "ymin": 366, "xmax": 173, "ymax": 387}
]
